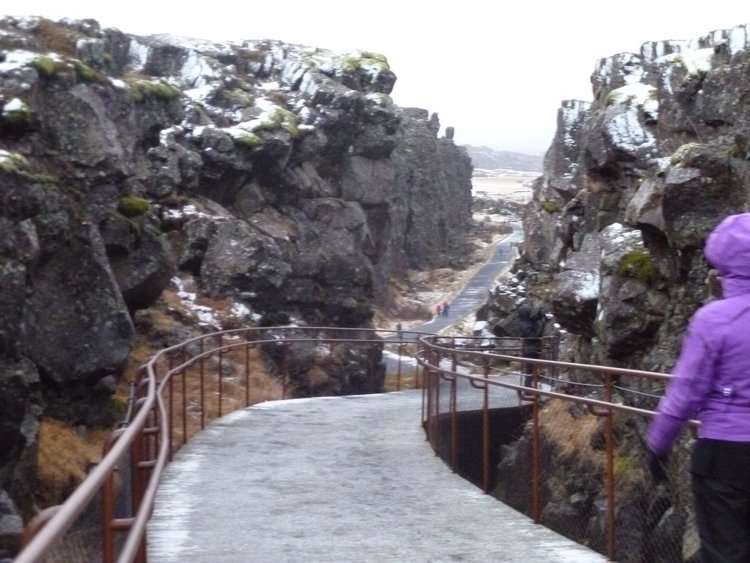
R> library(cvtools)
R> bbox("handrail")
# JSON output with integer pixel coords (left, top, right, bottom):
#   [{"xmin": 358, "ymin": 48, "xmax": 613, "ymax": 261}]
[
  {"xmin": 16, "ymin": 369, "xmax": 158, "ymax": 563},
  {"xmin": 15, "ymin": 327, "xmax": 686, "ymax": 562},
  {"xmin": 15, "ymin": 326, "xmax": 430, "ymax": 562},
  {"xmin": 415, "ymin": 334, "xmax": 694, "ymax": 563}
]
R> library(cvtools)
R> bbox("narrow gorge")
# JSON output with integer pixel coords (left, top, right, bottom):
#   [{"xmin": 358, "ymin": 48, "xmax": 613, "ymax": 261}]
[{"xmin": 0, "ymin": 16, "xmax": 473, "ymax": 555}]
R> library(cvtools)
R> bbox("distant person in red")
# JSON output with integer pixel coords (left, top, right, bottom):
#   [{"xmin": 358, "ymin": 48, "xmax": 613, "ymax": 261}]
[{"xmin": 436, "ymin": 303, "xmax": 443, "ymax": 317}]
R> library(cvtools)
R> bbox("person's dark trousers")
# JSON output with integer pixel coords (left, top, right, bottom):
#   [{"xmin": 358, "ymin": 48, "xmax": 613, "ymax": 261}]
[
  {"xmin": 691, "ymin": 439, "xmax": 750, "ymax": 562},
  {"xmin": 521, "ymin": 345, "xmax": 539, "ymax": 387}
]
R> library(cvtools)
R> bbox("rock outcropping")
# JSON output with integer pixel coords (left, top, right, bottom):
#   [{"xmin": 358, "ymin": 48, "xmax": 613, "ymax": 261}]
[
  {"xmin": 0, "ymin": 16, "xmax": 472, "ymax": 554},
  {"xmin": 512, "ymin": 23, "xmax": 750, "ymax": 371},
  {"xmin": 486, "ymin": 22, "xmax": 750, "ymax": 561}
]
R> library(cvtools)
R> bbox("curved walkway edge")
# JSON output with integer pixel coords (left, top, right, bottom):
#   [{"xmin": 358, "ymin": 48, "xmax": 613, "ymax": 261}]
[{"xmin": 148, "ymin": 390, "xmax": 606, "ymax": 562}]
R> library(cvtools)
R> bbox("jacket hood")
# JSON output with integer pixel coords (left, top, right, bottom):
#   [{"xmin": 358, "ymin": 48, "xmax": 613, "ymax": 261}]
[{"xmin": 705, "ymin": 212, "xmax": 750, "ymax": 284}]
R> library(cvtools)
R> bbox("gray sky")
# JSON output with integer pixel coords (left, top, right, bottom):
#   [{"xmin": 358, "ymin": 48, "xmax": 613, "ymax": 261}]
[{"xmin": 7, "ymin": 1, "xmax": 750, "ymax": 154}]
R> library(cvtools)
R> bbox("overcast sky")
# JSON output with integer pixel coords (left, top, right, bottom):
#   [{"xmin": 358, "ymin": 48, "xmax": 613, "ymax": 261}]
[{"xmin": 6, "ymin": 2, "xmax": 750, "ymax": 154}]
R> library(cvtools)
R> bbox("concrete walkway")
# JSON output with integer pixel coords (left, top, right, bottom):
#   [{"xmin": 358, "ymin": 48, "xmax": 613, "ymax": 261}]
[
  {"xmin": 410, "ymin": 227, "xmax": 523, "ymax": 336},
  {"xmin": 148, "ymin": 390, "xmax": 607, "ymax": 562}
]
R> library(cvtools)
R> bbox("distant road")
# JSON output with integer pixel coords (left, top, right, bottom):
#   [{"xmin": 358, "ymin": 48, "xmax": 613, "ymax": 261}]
[{"xmin": 388, "ymin": 224, "xmax": 523, "ymax": 340}]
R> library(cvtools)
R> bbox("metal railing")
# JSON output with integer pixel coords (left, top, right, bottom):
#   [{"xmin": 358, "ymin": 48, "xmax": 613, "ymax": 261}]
[
  {"xmin": 15, "ymin": 326, "xmax": 423, "ymax": 563},
  {"xmin": 15, "ymin": 328, "xmax": 692, "ymax": 563},
  {"xmin": 416, "ymin": 334, "xmax": 696, "ymax": 563}
]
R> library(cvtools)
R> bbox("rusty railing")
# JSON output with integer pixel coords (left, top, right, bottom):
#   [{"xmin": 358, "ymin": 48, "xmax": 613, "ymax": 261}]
[
  {"xmin": 16, "ymin": 328, "xmax": 690, "ymax": 562},
  {"xmin": 15, "ymin": 326, "xmax": 422, "ymax": 563},
  {"xmin": 416, "ymin": 334, "xmax": 695, "ymax": 563}
]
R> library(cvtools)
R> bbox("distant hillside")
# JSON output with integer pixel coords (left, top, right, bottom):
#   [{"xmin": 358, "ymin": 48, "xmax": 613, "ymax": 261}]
[{"xmin": 464, "ymin": 145, "xmax": 543, "ymax": 173}]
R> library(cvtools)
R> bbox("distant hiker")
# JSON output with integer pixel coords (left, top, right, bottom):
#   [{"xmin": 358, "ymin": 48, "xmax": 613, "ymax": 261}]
[
  {"xmin": 395, "ymin": 322, "xmax": 403, "ymax": 338},
  {"xmin": 518, "ymin": 303, "xmax": 546, "ymax": 386},
  {"xmin": 442, "ymin": 301, "xmax": 450, "ymax": 317},
  {"xmin": 436, "ymin": 304, "xmax": 443, "ymax": 317}
]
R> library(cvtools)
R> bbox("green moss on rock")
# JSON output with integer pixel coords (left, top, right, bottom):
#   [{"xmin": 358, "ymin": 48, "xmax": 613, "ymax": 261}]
[
  {"xmin": 229, "ymin": 128, "xmax": 263, "ymax": 148},
  {"xmin": 126, "ymin": 78, "xmax": 181, "ymax": 103},
  {"xmin": 32, "ymin": 55, "xmax": 63, "ymax": 77},
  {"xmin": 2, "ymin": 98, "xmax": 31, "ymax": 127},
  {"xmin": 617, "ymin": 248, "xmax": 657, "ymax": 283},
  {"xmin": 0, "ymin": 150, "xmax": 29, "ymax": 173},
  {"xmin": 670, "ymin": 142, "xmax": 702, "ymax": 166},
  {"xmin": 257, "ymin": 107, "xmax": 299, "ymax": 138},
  {"xmin": 541, "ymin": 200, "xmax": 560, "ymax": 214},
  {"xmin": 74, "ymin": 60, "xmax": 106, "ymax": 84},
  {"xmin": 337, "ymin": 50, "xmax": 390, "ymax": 73},
  {"xmin": 117, "ymin": 195, "xmax": 150, "ymax": 217},
  {"xmin": 224, "ymin": 88, "xmax": 255, "ymax": 107}
]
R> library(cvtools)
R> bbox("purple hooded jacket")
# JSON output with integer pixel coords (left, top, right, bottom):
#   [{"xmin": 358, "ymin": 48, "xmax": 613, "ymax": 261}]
[{"xmin": 647, "ymin": 213, "xmax": 750, "ymax": 455}]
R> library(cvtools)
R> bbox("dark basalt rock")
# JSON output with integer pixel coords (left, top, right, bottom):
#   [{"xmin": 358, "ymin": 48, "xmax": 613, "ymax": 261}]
[
  {"xmin": 484, "ymin": 22, "xmax": 750, "ymax": 561},
  {"xmin": 0, "ymin": 14, "xmax": 474, "ymax": 547}
]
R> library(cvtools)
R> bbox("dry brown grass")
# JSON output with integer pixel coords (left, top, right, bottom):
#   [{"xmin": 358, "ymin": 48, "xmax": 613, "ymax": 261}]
[
  {"xmin": 539, "ymin": 400, "xmax": 651, "ymax": 503},
  {"xmin": 165, "ymin": 343, "xmax": 284, "ymax": 450},
  {"xmin": 194, "ymin": 294, "xmax": 246, "ymax": 330},
  {"xmin": 382, "ymin": 342, "xmax": 422, "ymax": 391},
  {"xmin": 305, "ymin": 365, "xmax": 330, "ymax": 389},
  {"xmin": 537, "ymin": 400, "xmax": 606, "ymax": 503},
  {"xmin": 128, "ymin": 285, "xmax": 285, "ymax": 451},
  {"xmin": 383, "ymin": 365, "xmax": 422, "ymax": 392},
  {"xmin": 34, "ymin": 18, "xmax": 79, "ymax": 57},
  {"xmin": 158, "ymin": 287, "xmax": 184, "ymax": 311},
  {"xmin": 36, "ymin": 420, "xmax": 109, "ymax": 505},
  {"xmin": 33, "ymin": 420, "xmax": 107, "ymax": 563},
  {"xmin": 539, "ymin": 399, "xmax": 604, "ymax": 471}
]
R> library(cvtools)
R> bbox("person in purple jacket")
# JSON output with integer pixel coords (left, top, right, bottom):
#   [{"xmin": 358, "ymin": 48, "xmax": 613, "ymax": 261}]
[{"xmin": 647, "ymin": 212, "xmax": 750, "ymax": 563}]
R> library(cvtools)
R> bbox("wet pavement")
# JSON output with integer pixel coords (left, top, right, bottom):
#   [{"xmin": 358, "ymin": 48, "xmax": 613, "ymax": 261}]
[
  {"xmin": 385, "ymin": 227, "xmax": 522, "ymax": 342},
  {"xmin": 148, "ymin": 391, "xmax": 606, "ymax": 562},
  {"xmin": 413, "ymin": 227, "xmax": 523, "ymax": 336},
  {"xmin": 148, "ymin": 225, "xmax": 606, "ymax": 562}
]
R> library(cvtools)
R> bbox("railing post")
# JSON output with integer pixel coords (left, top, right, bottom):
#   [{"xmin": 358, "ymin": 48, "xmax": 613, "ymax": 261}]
[
  {"xmin": 421, "ymin": 341, "xmax": 431, "ymax": 426},
  {"xmin": 450, "ymin": 377, "xmax": 458, "ymax": 473},
  {"xmin": 396, "ymin": 331, "xmax": 403, "ymax": 391},
  {"xmin": 433, "ymin": 364, "xmax": 441, "ymax": 455},
  {"xmin": 245, "ymin": 342, "xmax": 251, "ymax": 406},
  {"xmin": 531, "ymin": 394, "xmax": 542, "ymax": 522},
  {"xmin": 604, "ymin": 372, "xmax": 616, "ymax": 561},
  {"xmin": 132, "ymin": 422, "xmax": 148, "ymax": 563},
  {"xmin": 102, "ymin": 462, "xmax": 115, "ymax": 563},
  {"xmin": 482, "ymin": 355, "xmax": 490, "ymax": 493},
  {"xmin": 369, "ymin": 343, "xmax": 378, "ymax": 390},
  {"xmin": 199, "ymin": 337, "xmax": 206, "ymax": 430},
  {"xmin": 217, "ymin": 333, "xmax": 224, "ymax": 417},
  {"xmin": 585, "ymin": 372, "xmax": 618, "ymax": 561},
  {"xmin": 181, "ymin": 346, "xmax": 188, "ymax": 447},
  {"xmin": 165, "ymin": 354, "xmax": 174, "ymax": 461},
  {"xmin": 281, "ymin": 341, "xmax": 289, "ymax": 400}
]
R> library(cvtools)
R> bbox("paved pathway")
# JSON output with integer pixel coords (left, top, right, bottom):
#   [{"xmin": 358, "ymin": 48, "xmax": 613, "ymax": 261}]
[
  {"xmin": 148, "ymin": 224, "xmax": 606, "ymax": 562},
  {"xmin": 387, "ymin": 226, "xmax": 523, "ymax": 341},
  {"xmin": 418, "ymin": 227, "xmax": 522, "ymax": 335},
  {"xmin": 148, "ymin": 390, "xmax": 606, "ymax": 562}
]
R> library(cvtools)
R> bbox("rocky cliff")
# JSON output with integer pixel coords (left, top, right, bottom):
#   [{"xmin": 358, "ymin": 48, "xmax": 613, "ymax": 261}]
[
  {"xmin": 507, "ymin": 23, "xmax": 750, "ymax": 372},
  {"xmin": 485, "ymin": 23, "xmax": 750, "ymax": 561},
  {"xmin": 0, "ymin": 15, "xmax": 472, "ymax": 554}
]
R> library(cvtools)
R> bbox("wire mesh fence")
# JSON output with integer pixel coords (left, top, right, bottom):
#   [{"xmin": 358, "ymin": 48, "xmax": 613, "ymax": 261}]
[{"xmin": 419, "ymin": 336, "xmax": 698, "ymax": 562}]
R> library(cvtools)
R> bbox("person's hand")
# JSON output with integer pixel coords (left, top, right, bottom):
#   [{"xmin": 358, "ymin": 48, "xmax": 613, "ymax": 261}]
[{"xmin": 647, "ymin": 448, "xmax": 669, "ymax": 483}]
